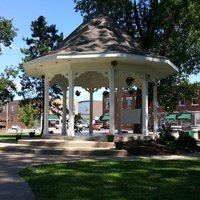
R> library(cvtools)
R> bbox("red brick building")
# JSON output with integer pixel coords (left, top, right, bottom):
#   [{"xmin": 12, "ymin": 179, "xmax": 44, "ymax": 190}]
[
  {"xmin": 0, "ymin": 100, "xmax": 26, "ymax": 130},
  {"xmin": 102, "ymin": 90, "xmax": 200, "ymax": 130}
]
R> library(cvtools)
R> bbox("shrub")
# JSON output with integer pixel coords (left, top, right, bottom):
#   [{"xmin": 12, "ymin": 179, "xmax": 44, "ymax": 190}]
[
  {"xmin": 157, "ymin": 129, "xmax": 176, "ymax": 148},
  {"xmin": 177, "ymin": 132, "xmax": 197, "ymax": 150}
]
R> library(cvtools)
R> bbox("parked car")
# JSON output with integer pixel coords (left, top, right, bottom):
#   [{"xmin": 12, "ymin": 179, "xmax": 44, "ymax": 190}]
[
  {"xmin": 92, "ymin": 123, "xmax": 101, "ymax": 131},
  {"xmin": 77, "ymin": 123, "xmax": 88, "ymax": 130},
  {"xmin": 55, "ymin": 123, "xmax": 68, "ymax": 129}
]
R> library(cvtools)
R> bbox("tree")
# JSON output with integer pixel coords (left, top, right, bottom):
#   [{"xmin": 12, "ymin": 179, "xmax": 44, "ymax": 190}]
[
  {"xmin": 0, "ymin": 17, "xmax": 17, "ymax": 105},
  {"xmin": 20, "ymin": 16, "xmax": 63, "ymax": 100},
  {"xmin": 19, "ymin": 103, "xmax": 38, "ymax": 128},
  {"xmin": 74, "ymin": 0, "xmax": 200, "ymax": 111},
  {"xmin": 0, "ymin": 17, "xmax": 17, "ymax": 54},
  {"xmin": 19, "ymin": 16, "xmax": 64, "ymax": 133},
  {"xmin": 0, "ymin": 66, "xmax": 18, "ymax": 103}
]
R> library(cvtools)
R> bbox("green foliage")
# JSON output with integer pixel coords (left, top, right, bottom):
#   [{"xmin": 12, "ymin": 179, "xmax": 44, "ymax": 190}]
[
  {"xmin": 158, "ymin": 129, "xmax": 176, "ymax": 147},
  {"xmin": 158, "ymin": 80, "xmax": 200, "ymax": 112},
  {"xmin": 19, "ymin": 16, "xmax": 63, "ymax": 101},
  {"xmin": 178, "ymin": 131, "xmax": 197, "ymax": 150},
  {"xmin": 74, "ymin": 113, "xmax": 83, "ymax": 132},
  {"xmin": 0, "ymin": 66, "xmax": 18, "ymax": 104},
  {"xmin": 0, "ymin": 17, "xmax": 17, "ymax": 54},
  {"xmin": 19, "ymin": 103, "xmax": 38, "ymax": 128}
]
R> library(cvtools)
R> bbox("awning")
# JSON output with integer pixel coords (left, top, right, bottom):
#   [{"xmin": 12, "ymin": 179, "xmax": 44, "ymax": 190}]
[
  {"xmin": 99, "ymin": 113, "xmax": 110, "ymax": 121},
  {"xmin": 165, "ymin": 113, "xmax": 178, "ymax": 120},
  {"xmin": 48, "ymin": 114, "xmax": 60, "ymax": 121},
  {"xmin": 177, "ymin": 113, "xmax": 191, "ymax": 120}
]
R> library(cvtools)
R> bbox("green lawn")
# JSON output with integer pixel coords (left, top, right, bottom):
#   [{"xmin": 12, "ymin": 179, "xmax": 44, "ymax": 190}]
[
  {"xmin": 20, "ymin": 159, "xmax": 200, "ymax": 200},
  {"xmin": 0, "ymin": 132, "xmax": 20, "ymax": 142},
  {"xmin": 0, "ymin": 132, "xmax": 40, "ymax": 142}
]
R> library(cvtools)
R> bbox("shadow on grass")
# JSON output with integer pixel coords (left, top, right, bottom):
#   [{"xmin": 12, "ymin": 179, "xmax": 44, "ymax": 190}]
[{"xmin": 21, "ymin": 159, "xmax": 200, "ymax": 200}]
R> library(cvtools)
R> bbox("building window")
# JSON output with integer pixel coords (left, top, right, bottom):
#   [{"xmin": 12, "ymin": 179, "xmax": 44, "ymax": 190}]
[
  {"xmin": 179, "ymin": 98, "xmax": 185, "ymax": 106},
  {"xmin": 195, "ymin": 113, "xmax": 200, "ymax": 125},
  {"xmin": 2, "ymin": 106, "xmax": 5, "ymax": 112},
  {"xmin": 126, "ymin": 97, "xmax": 132, "ymax": 108},
  {"xmin": 192, "ymin": 97, "xmax": 198, "ymax": 105},
  {"xmin": 11, "ymin": 105, "xmax": 14, "ymax": 112}
]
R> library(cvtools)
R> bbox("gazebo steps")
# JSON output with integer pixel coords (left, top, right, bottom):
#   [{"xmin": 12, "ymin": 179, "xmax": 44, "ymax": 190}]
[
  {"xmin": 18, "ymin": 139, "xmax": 115, "ymax": 148},
  {"xmin": 0, "ymin": 143, "xmax": 128, "ymax": 157},
  {"xmin": 42, "ymin": 134, "xmax": 108, "ymax": 142}
]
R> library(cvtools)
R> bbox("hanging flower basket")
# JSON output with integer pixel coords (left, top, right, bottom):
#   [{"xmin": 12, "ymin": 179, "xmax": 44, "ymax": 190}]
[
  {"xmin": 128, "ymin": 88, "xmax": 134, "ymax": 95},
  {"xmin": 75, "ymin": 90, "xmax": 81, "ymax": 96},
  {"xmin": 103, "ymin": 91, "xmax": 109, "ymax": 97},
  {"xmin": 126, "ymin": 77, "xmax": 134, "ymax": 86}
]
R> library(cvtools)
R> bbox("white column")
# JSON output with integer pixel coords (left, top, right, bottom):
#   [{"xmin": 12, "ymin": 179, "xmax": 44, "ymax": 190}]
[
  {"xmin": 109, "ymin": 67, "xmax": 115, "ymax": 135},
  {"xmin": 89, "ymin": 88, "xmax": 93, "ymax": 135},
  {"xmin": 153, "ymin": 82, "xmax": 158, "ymax": 132},
  {"xmin": 142, "ymin": 78, "xmax": 148, "ymax": 136},
  {"xmin": 118, "ymin": 88, "xmax": 122, "ymax": 134},
  {"xmin": 43, "ymin": 75, "xmax": 49, "ymax": 135},
  {"xmin": 62, "ymin": 89, "xmax": 67, "ymax": 135},
  {"xmin": 68, "ymin": 70, "xmax": 74, "ymax": 136}
]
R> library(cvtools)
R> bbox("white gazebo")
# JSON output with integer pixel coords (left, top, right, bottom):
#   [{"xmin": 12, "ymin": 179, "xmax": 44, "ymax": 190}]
[{"xmin": 23, "ymin": 13, "xmax": 178, "ymax": 137}]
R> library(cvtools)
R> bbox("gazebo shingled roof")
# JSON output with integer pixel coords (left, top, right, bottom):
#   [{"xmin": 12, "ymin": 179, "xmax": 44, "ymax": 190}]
[
  {"xmin": 24, "ymin": 12, "xmax": 177, "ymax": 82},
  {"xmin": 50, "ymin": 12, "xmax": 154, "ymax": 56}
]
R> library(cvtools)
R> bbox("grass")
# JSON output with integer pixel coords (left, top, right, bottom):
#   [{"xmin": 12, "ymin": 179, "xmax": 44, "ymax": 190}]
[
  {"xmin": 0, "ymin": 132, "xmax": 40, "ymax": 142},
  {"xmin": 0, "ymin": 132, "xmax": 20, "ymax": 142},
  {"xmin": 20, "ymin": 159, "xmax": 200, "ymax": 200}
]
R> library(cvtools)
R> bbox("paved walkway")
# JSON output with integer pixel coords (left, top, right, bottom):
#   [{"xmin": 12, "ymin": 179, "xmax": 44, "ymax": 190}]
[{"xmin": 0, "ymin": 145, "xmax": 200, "ymax": 200}]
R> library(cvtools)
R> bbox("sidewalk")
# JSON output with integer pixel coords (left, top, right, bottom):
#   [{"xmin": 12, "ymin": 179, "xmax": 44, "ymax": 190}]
[{"xmin": 0, "ymin": 142, "xmax": 200, "ymax": 200}]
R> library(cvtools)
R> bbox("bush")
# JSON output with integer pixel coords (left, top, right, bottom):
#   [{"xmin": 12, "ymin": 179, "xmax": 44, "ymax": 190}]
[
  {"xmin": 157, "ymin": 129, "xmax": 176, "ymax": 148},
  {"xmin": 177, "ymin": 132, "xmax": 197, "ymax": 150}
]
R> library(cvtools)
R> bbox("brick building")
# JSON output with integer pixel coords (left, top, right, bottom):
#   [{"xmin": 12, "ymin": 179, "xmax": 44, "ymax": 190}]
[
  {"xmin": 102, "ymin": 90, "xmax": 200, "ymax": 130},
  {"xmin": 0, "ymin": 98, "xmax": 79, "ymax": 131},
  {"xmin": 0, "ymin": 100, "xmax": 25, "ymax": 130}
]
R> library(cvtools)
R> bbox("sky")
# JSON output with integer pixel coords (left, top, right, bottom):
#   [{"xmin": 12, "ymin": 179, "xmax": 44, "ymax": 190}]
[
  {"xmin": 0, "ymin": 0, "xmax": 105, "ymax": 100},
  {"xmin": 0, "ymin": 0, "xmax": 199, "ymax": 101}
]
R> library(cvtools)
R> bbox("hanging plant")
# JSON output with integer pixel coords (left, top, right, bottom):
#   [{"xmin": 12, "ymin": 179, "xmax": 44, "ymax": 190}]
[
  {"xmin": 102, "ymin": 91, "xmax": 109, "ymax": 97},
  {"xmin": 126, "ymin": 77, "xmax": 134, "ymax": 86},
  {"xmin": 128, "ymin": 88, "xmax": 134, "ymax": 95},
  {"xmin": 75, "ymin": 90, "xmax": 81, "ymax": 96}
]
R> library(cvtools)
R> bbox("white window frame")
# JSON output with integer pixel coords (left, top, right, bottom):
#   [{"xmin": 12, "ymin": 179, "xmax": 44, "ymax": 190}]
[
  {"xmin": 192, "ymin": 97, "xmax": 198, "ymax": 106},
  {"xmin": 179, "ymin": 98, "xmax": 185, "ymax": 106},
  {"xmin": 195, "ymin": 113, "xmax": 200, "ymax": 125}
]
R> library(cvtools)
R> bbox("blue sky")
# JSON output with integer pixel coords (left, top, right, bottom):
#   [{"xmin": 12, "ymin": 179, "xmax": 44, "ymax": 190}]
[
  {"xmin": 0, "ymin": 0, "xmax": 83, "ymax": 69},
  {"xmin": 0, "ymin": 0, "xmax": 103, "ymax": 100},
  {"xmin": 0, "ymin": 0, "xmax": 199, "ymax": 101}
]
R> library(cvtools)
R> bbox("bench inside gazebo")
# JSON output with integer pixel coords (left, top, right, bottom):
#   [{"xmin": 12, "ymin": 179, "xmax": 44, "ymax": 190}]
[{"xmin": 23, "ymin": 12, "xmax": 178, "ymax": 138}]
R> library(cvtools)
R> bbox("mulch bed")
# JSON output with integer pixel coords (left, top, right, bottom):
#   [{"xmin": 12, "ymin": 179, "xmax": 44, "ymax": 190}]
[{"xmin": 123, "ymin": 141, "xmax": 199, "ymax": 156}]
